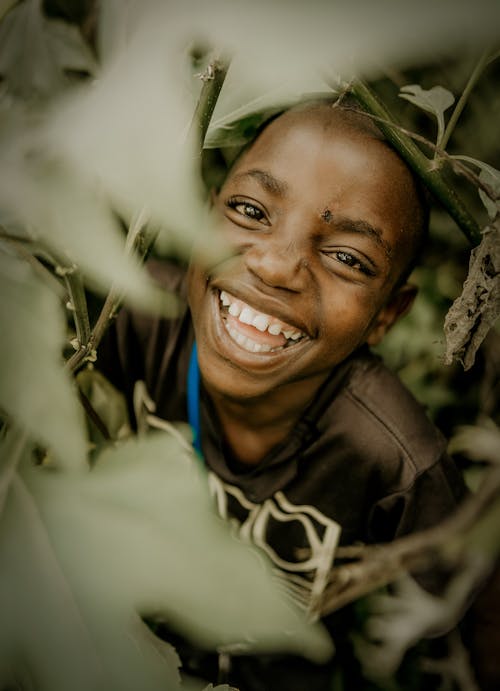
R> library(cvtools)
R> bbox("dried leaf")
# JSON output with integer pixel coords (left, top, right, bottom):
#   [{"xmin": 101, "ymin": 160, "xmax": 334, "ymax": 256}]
[{"xmin": 444, "ymin": 220, "xmax": 500, "ymax": 370}]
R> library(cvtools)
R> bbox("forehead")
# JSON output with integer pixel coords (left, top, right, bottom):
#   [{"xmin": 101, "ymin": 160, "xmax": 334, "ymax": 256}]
[{"xmin": 226, "ymin": 111, "xmax": 420, "ymax": 272}]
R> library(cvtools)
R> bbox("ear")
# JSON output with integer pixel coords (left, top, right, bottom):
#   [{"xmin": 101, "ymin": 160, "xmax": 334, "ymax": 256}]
[{"xmin": 366, "ymin": 283, "xmax": 417, "ymax": 346}]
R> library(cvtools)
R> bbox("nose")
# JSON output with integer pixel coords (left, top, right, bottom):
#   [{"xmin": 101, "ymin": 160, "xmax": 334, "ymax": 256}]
[{"xmin": 244, "ymin": 233, "xmax": 310, "ymax": 292}]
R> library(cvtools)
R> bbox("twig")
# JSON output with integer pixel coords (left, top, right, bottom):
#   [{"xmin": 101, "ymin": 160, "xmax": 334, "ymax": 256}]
[
  {"xmin": 338, "ymin": 105, "xmax": 496, "ymax": 202},
  {"xmin": 78, "ymin": 389, "xmax": 110, "ymax": 441},
  {"xmin": 189, "ymin": 54, "xmax": 230, "ymax": 153},
  {"xmin": 66, "ymin": 210, "xmax": 154, "ymax": 374},
  {"xmin": 64, "ymin": 267, "xmax": 91, "ymax": 348},
  {"xmin": 347, "ymin": 79, "xmax": 481, "ymax": 245},
  {"xmin": 321, "ymin": 465, "xmax": 500, "ymax": 616},
  {"xmin": 440, "ymin": 50, "xmax": 492, "ymax": 152},
  {"xmin": 0, "ymin": 231, "xmax": 66, "ymax": 297}
]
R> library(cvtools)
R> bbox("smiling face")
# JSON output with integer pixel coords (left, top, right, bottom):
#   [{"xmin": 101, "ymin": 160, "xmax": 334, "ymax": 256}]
[{"xmin": 188, "ymin": 106, "xmax": 424, "ymax": 405}]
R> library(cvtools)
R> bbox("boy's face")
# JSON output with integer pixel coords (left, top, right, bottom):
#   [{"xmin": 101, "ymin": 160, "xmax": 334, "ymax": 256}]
[{"xmin": 188, "ymin": 112, "xmax": 421, "ymax": 402}]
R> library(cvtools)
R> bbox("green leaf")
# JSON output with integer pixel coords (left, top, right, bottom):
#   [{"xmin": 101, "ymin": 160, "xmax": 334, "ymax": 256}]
[
  {"xmin": 76, "ymin": 368, "xmax": 132, "ymax": 444},
  {"xmin": 0, "ymin": 431, "xmax": 332, "ymax": 690},
  {"xmin": 353, "ymin": 563, "xmax": 488, "ymax": 683},
  {"xmin": 0, "ymin": 246, "xmax": 87, "ymax": 469},
  {"xmin": 448, "ymin": 422, "xmax": 500, "ymax": 465},
  {"xmin": 42, "ymin": 6, "xmax": 223, "ymax": 262},
  {"xmin": 0, "ymin": 127, "xmax": 177, "ymax": 312},
  {"xmin": 0, "ymin": 0, "xmax": 96, "ymax": 100},
  {"xmin": 399, "ymin": 84, "xmax": 454, "ymax": 146},
  {"xmin": 452, "ymin": 155, "xmax": 500, "ymax": 219}
]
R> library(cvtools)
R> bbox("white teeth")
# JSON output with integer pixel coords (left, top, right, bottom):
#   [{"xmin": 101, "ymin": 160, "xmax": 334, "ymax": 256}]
[
  {"xmin": 225, "ymin": 323, "xmax": 274, "ymax": 353},
  {"xmin": 220, "ymin": 290, "xmax": 304, "ymax": 342},
  {"xmin": 252, "ymin": 314, "xmax": 270, "ymax": 332},
  {"xmin": 239, "ymin": 307, "xmax": 255, "ymax": 325}
]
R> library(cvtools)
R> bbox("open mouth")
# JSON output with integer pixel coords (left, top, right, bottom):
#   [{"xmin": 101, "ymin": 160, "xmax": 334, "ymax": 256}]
[{"xmin": 218, "ymin": 289, "xmax": 307, "ymax": 354}]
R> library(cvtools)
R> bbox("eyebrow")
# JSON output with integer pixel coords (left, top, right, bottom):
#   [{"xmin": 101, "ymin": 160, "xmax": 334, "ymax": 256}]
[
  {"xmin": 231, "ymin": 168, "xmax": 289, "ymax": 198},
  {"xmin": 322, "ymin": 212, "xmax": 392, "ymax": 259}
]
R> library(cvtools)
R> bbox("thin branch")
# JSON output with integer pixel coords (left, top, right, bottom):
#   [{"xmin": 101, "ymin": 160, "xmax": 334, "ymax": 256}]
[
  {"xmin": 339, "ymin": 105, "xmax": 496, "ymax": 201},
  {"xmin": 440, "ymin": 50, "xmax": 492, "ymax": 151},
  {"xmin": 66, "ymin": 210, "xmax": 154, "ymax": 374},
  {"xmin": 189, "ymin": 54, "xmax": 230, "ymax": 153},
  {"xmin": 78, "ymin": 389, "xmax": 110, "ymax": 441},
  {"xmin": 320, "ymin": 465, "xmax": 500, "ymax": 616},
  {"xmin": 64, "ymin": 267, "xmax": 91, "ymax": 348},
  {"xmin": 347, "ymin": 79, "xmax": 481, "ymax": 245},
  {"xmin": 0, "ymin": 232, "xmax": 66, "ymax": 297}
]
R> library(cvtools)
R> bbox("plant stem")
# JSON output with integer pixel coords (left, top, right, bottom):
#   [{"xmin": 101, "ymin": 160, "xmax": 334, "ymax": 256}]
[
  {"xmin": 64, "ymin": 268, "xmax": 91, "ymax": 348},
  {"xmin": 321, "ymin": 465, "xmax": 500, "ymax": 615},
  {"xmin": 349, "ymin": 79, "xmax": 481, "ymax": 245},
  {"xmin": 440, "ymin": 49, "xmax": 491, "ymax": 151},
  {"xmin": 189, "ymin": 54, "xmax": 230, "ymax": 153},
  {"xmin": 66, "ymin": 211, "xmax": 155, "ymax": 374},
  {"xmin": 0, "ymin": 232, "xmax": 65, "ymax": 297}
]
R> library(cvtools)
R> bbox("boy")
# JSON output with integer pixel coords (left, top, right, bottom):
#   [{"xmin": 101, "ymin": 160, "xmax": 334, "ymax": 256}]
[{"xmin": 99, "ymin": 100, "xmax": 466, "ymax": 689}]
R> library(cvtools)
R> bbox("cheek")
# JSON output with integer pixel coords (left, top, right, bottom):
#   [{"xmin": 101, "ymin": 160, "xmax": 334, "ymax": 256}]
[
  {"xmin": 187, "ymin": 264, "xmax": 208, "ymax": 315},
  {"xmin": 321, "ymin": 290, "xmax": 382, "ymax": 345}
]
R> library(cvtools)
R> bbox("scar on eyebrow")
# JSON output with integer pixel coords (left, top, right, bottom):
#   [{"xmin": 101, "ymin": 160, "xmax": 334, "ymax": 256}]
[{"xmin": 321, "ymin": 208, "xmax": 332, "ymax": 223}]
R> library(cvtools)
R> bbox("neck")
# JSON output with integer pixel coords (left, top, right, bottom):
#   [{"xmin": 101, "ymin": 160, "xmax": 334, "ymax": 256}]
[{"xmin": 205, "ymin": 378, "xmax": 322, "ymax": 466}]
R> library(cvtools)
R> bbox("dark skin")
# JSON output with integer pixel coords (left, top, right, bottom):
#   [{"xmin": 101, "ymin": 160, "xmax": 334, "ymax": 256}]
[{"xmin": 188, "ymin": 107, "xmax": 423, "ymax": 464}]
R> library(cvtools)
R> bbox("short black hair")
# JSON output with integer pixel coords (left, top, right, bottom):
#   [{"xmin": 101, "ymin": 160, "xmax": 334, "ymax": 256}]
[{"xmin": 207, "ymin": 94, "xmax": 430, "ymax": 286}]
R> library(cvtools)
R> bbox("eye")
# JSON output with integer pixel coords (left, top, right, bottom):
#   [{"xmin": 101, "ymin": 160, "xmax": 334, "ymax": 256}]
[
  {"xmin": 325, "ymin": 250, "xmax": 375, "ymax": 277},
  {"xmin": 226, "ymin": 197, "xmax": 267, "ymax": 223}
]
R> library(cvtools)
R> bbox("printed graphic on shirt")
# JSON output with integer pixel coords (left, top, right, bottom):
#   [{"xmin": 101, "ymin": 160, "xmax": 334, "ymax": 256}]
[
  {"xmin": 208, "ymin": 472, "xmax": 341, "ymax": 616},
  {"xmin": 136, "ymin": 385, "xmax": 342, "ymax": 616}
]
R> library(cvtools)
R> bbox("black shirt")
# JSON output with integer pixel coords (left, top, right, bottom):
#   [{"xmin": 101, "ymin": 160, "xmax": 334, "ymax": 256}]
[{"xmin": 98, "ymin": 259, "xmax": 466, "ymax": 689}]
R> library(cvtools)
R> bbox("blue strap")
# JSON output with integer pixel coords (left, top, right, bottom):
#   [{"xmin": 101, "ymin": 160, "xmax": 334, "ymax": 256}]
[{"xmin": 187, "ymin": 340, "xmax": 202, "ymax": 457}]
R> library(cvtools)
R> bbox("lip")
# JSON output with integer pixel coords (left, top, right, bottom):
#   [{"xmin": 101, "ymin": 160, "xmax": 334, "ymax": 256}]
[
  {"xmin": 212, "ymin": 280, "xmax": 312, "ymax": 338},
  {"xmin": 208, "ymin": 285, "xmax": 312, "ymax": 371}
]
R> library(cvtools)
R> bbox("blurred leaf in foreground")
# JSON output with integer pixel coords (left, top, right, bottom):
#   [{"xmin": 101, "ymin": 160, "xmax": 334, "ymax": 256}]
[
  {"xmin": 0, "ymin": 118, "xmax": 176, "ymax": 311},
  {"xmin": 0, "ymin": 246, "xmax": 86, "ymax": 469},
  {"xmin": 0, "ymin": 430, "xmax": 332, "ymax": 691},
  {"xmin": 43, "ymin": 1, "xmax": 221, "ymax": 263},
  {"xmin": 0, "ymin": 0, "xmax": 97, "ymax": 100},
  {"xmin": 448, "ymin": 422, "xmax": 500, "ymax": 465}
]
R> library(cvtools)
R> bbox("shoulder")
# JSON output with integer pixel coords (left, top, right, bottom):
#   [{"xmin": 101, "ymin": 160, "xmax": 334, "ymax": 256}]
[
  {"xmin": 339, "ymin": 348, "xmax": 447, "ymax": 478},
  {"xmin": 308, "ymin": 347, "xmax": 463, "ymax": 508},
  {"xmin": 305, "ymin": 349, "xmax": 466, "ymax": 543}
]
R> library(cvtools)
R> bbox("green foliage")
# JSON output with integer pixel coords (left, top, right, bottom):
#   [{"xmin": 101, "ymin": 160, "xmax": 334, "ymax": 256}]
[
  {"xmin": 0, "ymin": 0, "xmax": 96, "ymax": 99},
  {"xmin": 0, "ymin": 0, "xmax": 499, "ymax": 689},
  {"xmin": 0, "ymin": 248, "xmax": 86, "ymax": 468},
  {"xmin": 399, "ymin": 83, "xmax": 455, "ymax": 147},
  {"xmin": 0, "ymin": 429, "xmax": 332, "ymax": 691}
]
